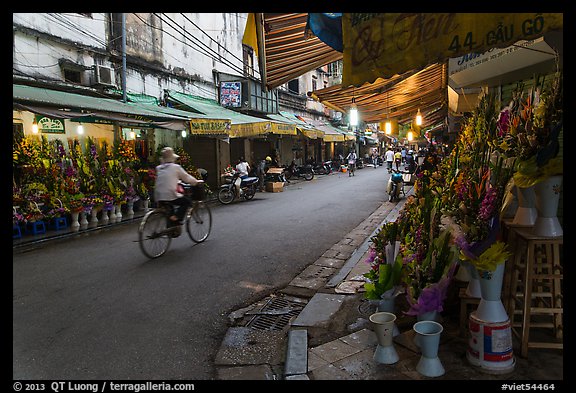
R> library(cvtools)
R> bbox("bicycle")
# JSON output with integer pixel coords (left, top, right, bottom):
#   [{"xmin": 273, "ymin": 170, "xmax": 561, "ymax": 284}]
[{"xmin": 138, "ymin": 184, "xmax": 212, "ymax": 259}]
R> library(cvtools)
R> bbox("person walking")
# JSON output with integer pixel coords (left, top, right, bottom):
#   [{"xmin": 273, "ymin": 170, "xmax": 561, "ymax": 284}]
[
  {"xmin": 394, "ymin": 148, "xmax": 402, "ymax": 171},
  {"xmin": 384, "ymin": 146, "xmax": 395, "ymax": 173}
]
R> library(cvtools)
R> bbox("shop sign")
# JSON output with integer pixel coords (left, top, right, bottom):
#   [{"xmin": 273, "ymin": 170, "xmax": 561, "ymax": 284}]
[
  {"xmin": 270, "ymin": 122, "xmax": 297, "ymax": 135},
  {"xmin": 342, "ymin": 13, "xmax": 563, "ymax": 87},
  {"xmin": 35, "ymin": 115, "xmax": 65, "ymax": 133},
  {"xmin": 220, "ymin": 81, "xmax": 242, "ymax": 108},
  {"xmin": 189, "ymin": 118, "xmax": 232, "ymax": 134}
]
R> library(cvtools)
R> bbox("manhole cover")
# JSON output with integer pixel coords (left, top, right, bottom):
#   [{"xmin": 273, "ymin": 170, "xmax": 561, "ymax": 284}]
[
  {"xmin": 245, "ymin": 296, "xmax": 304, "ymax": 331},
  {"xmin": 358, "ymin": 299, "xmax": 377, "ymax": 317}
]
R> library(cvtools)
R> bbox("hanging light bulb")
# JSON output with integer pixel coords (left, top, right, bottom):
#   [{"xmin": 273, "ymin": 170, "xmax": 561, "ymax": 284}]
[
  {"xmin": 415, "ymin": 108, "xmax": 423, "ymax": 126},
  {"xmin": 181, "ymin": 130, "xmax": 187, "ymax": 138},
  {"xmin": 385, "ymin": 120, "xmax": 392, "ymax": 134},
  {"xmin": 32, "ymin": 120, "xmax": 39, "ymax": 134},
  {"xmin": 77, "ymin": 122, "xmax": 84, "ymax": 135},
  {"xmin": 349, "ymin": 102, "xmax": 358, "ymax": 127},
  {"xmin": 407, "ymin": 131, "xmax": 414, "ymax": 141}
]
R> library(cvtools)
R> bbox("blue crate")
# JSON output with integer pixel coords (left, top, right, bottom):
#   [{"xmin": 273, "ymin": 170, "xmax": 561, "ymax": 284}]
[
  {"xmin": 26, "ymin": 221, "xmax": 46, "ymax": 235},
  {"xmin": 13, "ymin": 224, "xmax": 22, "ymax": 239},
  {"xmin": 52, "ymin": 216, "xmax": 68, "ymax": 230}
]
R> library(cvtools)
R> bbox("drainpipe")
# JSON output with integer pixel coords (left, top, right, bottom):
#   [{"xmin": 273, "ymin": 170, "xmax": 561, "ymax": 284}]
[{"xmin": 122, "ymin": 13, "xmax": 127, "ymax": 103}]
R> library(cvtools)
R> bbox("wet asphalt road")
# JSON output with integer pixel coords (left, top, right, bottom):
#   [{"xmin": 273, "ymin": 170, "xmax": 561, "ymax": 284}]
[{"xmin": 13, "ymin": 165, "xmax": 394, "ymax": 380}]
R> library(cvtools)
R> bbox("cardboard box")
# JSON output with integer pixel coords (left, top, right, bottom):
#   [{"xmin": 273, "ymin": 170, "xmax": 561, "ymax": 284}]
[{"xmin": 266, "ymin": 182, "xmax": 284, "ymax": 192}]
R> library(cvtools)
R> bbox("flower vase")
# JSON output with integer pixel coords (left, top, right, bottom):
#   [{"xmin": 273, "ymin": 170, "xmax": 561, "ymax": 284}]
[
  {"xmin": 109, "ymin": 206, "xmax": 117, "ymax": 223},
  {"xmin": 89, "ymin": 208, "xmax": 100, "ymax": 228},
  {"xmin": 71, "ymin": 211, "xmax": 80, "ymax": 232},
  {"xmin": 126, "ymin": 201, "xmax": 135, "ymax": 220},
  {"xmin": 377, "ymin": 296, "xmax": 400, "ymax": 337},
  {"xmin": 369, "ymin": 312, "xmax": 399, "ymax": 364},
  {"xmin": 512, "ymin": 185, "xmax": 537, "ymax": 226},
  {"xmin": 79, "ymin": 211, "xmax": 89, "ymax": 230},
  {"xmin": 143, "ymin": 199, "xmax": 150, "ymax": 212},
  {"xmin": 413, "ymin": 310, "xmax": 438, "ymax": 348},
  {"xmin": 100, "ymin": 209, "xmax": 110, "ymax": 225},
  {"xmin": 115, "ymin": 205, "xmax": 123, "ymax": 222},
  {"xmin": 413, "ymin": 320, "xmax": 445, "ymax": 377},
  {"xmin": 467, "ymin": 261, "xmax": 515, "ymax": 374},
  {"xmin": 533, "ymin": 175, "xmax": 563, "ymax": 237},
  {"xmin": 476, "ymin": 263, "xmax": 509, "ymax": 323},
  {"xmin": 463, "ymin": 261, "xmax": 482, "ymax": 298}
]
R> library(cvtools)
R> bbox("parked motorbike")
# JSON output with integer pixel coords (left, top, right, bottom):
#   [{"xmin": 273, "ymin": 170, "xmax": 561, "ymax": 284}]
[
  {"xmin": 217, "ymin": 171, "xmax": 259, "ymax": 204},
  {"xmin": 386, "ymin": 168, "xmax": 405, "ymax": 202},
  {"xmin": 312, "ymin": 160, "xmax": 332, "ymax": 175},
  {"xmin": 285, "ymin": 161, "xmax": 314, "ymax": 181}
]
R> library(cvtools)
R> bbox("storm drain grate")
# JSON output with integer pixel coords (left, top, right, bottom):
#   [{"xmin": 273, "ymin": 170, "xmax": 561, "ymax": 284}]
[
  {"xmin": 358, "ymin": 299, "xmax": 377, "ymax": 317},
  {"xmin": 246, "ymin": 297, "xmax": 304, "ymax": 331}
]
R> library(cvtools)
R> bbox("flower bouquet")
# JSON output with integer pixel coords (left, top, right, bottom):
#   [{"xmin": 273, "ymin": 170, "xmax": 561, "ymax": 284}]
[
  {"xmin": 363, "ymin": 221, "xmax": 404, "ymax": 302},
  {"xmin": 494, "ymin": 73, "xmax": 563, "ymax": 188}
]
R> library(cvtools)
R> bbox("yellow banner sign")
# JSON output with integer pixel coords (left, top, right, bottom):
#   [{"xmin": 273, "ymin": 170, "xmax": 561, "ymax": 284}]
[
  {"xmin": 229, "ymin": 121, "xmax": 271, "ymax": 138},
  {"xmin": 189, "ymin": 118, "xmax": 231, "ymax": 134},
  {"xmin": 270, "ymin": 122, "xmax": 297, "ymax": 135},
  {"xmin": 342, "ymin": 13, "xmax": 563, "ymax": 87}
]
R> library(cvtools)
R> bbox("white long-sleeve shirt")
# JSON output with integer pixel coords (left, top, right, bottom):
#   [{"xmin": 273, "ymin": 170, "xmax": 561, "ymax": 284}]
[{"xmin": 154, "ymin": 163, "xmax": 200, "ymax": 201}]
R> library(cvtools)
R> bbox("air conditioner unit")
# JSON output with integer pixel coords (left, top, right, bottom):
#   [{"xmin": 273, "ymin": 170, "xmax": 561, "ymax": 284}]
[{"xmin": 93, "ymin": 65, "xmax": 115, "ymax": 86}]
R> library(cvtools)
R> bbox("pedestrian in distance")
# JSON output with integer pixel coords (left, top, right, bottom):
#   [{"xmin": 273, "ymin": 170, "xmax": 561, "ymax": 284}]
[
  {"xmin": 394, "ymin": 148, "xmax": 402, "ymax": 171},
  {"xmin": 384, "ymin": 146, "xmax": 395, "ymax": 172}
]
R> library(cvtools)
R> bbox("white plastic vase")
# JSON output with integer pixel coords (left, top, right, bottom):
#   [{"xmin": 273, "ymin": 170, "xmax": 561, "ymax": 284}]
[
  {"xmin": 413, "ymin": 320, "xmax": 445, "ymax": 377},
  {"xmin": 71, "ymin": 211, "xmax": 80, "ymax": 232},
  {"xmin": 99, "ymin": 209, "xmax": 110, "ymax": 225},
  {"xmin": 512, "ymin": 185, "xmax": 537, "ymax": 226},
  {"xmin": 414, "ymin": 310, "xmax": 438, "ymax": 348},
  {"xmin": 463, "ymin": 261, "xmax": 482, "ymax": 298},
  {"xmin": 377, "ymin": 296, "xmax": 400, "ymax": 337},
  {"xmin": 369, "ymin": 312, "xmax": 399, "ymax": 364},
  {"xmin": 533, "ymin": 175, "xmax": 563, "ymax": 237},
  {"xmin": 79, "ymin": 211, "xmax": 89, "ymax": 229},
  {"xmin": 476, "ymin": 263, "xmax": 509, "ymax": 323}
]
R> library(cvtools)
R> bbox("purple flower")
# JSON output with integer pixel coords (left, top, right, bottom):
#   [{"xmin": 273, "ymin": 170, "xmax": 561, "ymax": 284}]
[
  {"xmin": 364, "ymin": 247, "xmax": 377, "ymax": 265},
  {"xmin": 479, "ymin": 187, "xmax": 497, "ymax": 221},
  {"xmin": 497, "ymin": 108, "xmax": 510, "ymax": 136}
]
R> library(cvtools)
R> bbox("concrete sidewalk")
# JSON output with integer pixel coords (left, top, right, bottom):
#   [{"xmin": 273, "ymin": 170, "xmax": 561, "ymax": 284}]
[{"xmin": 214, "ymin": 187, "xmax": 564, "ymax": 382}]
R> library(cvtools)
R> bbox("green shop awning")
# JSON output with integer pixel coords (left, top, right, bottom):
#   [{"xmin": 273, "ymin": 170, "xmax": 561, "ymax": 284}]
[
  {"xmin": 13, "ymin": 84, "xmax": 196, "ymax": 131},
  {"xmin": 166, "ymin": 90, "xmax": 296, "ymax": 137}
]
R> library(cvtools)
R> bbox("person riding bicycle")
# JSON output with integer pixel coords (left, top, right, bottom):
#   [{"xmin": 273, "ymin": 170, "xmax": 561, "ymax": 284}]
[
  {"xmin": 346, "ymin": 150, "xmax": 357, "ymax": 177},
  {"xmin": 154, "ymin": 147, "xmax": 203, "ymax": 236}
]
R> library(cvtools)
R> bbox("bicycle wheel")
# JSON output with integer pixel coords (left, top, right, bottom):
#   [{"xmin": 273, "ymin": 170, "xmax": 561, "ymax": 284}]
[
  {"xmin": 186, "ymin": 202, "xmax": 212, "ymax": 243},
  {"xmin": 139, "ymin": 210, "xmax": 172, "ymax": 258}
]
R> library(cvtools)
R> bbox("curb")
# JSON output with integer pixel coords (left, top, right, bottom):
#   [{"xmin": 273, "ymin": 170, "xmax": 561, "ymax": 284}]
[{"xmin": 282, "ymin": 188, "xmax": 413, "ymax": 379}]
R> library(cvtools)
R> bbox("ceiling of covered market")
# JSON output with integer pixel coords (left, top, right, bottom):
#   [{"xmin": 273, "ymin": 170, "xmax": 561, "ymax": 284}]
[{"xmin": 257, "ymin": 13, "xmax": 447, "ymax": 128}]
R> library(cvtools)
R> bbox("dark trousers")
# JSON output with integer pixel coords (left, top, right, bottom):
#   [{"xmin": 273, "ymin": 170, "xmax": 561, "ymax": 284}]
[{"xmin": 169, "ymin": 197, "xmax": 191, "ymax": 222}]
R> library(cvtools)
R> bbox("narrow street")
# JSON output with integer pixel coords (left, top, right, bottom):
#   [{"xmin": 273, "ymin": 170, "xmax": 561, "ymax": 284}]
[{"xmin": 13, "ymin": 166, "xmax": 395, "ymax": 380}]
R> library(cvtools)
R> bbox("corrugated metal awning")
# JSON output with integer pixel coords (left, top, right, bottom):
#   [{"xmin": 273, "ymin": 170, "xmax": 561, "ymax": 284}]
[
  {"xmin": 308, "ymin": 63, "xmax": 448, "ymax": 128},
  {"xmin": 258, "ymin": 13, "xmax": 343, "ymax": 91}
]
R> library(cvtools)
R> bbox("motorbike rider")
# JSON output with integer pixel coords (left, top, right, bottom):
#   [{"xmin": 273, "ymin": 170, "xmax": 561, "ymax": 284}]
[
  {"xmin": 405, "ymin": 150, "xmax": 416, "ymax": 174},
  {"xmin": 234, "ymin": 157, "xmax": 250, "ymax": 195},
  {"xmin": 346, "ymin": 149, "xmax": 357, "ymax": 177},
  {"xmin": 154, "ymin": 147, "xmax": 204, "ymax": 236}
]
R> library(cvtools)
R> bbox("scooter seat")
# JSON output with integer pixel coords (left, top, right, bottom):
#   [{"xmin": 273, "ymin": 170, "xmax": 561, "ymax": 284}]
[{"xmin": 241, "ymin": 177, "xmax": 259, "ymax": 185}]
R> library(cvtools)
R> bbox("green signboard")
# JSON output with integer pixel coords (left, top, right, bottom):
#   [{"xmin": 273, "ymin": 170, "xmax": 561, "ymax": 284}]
[{"xmin": 35, "ymin": 115, "xmax": 65, "ymax": 134}]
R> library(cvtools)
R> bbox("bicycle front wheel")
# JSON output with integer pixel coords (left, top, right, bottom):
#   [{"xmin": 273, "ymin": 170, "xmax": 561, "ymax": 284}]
[
  {"xmin": 139, "ymin": 210, "xmax": 172, "ymax": 258},
  {"xmin": 186, "ymin": 202, "xmax": 212, "ymax": 243}
]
